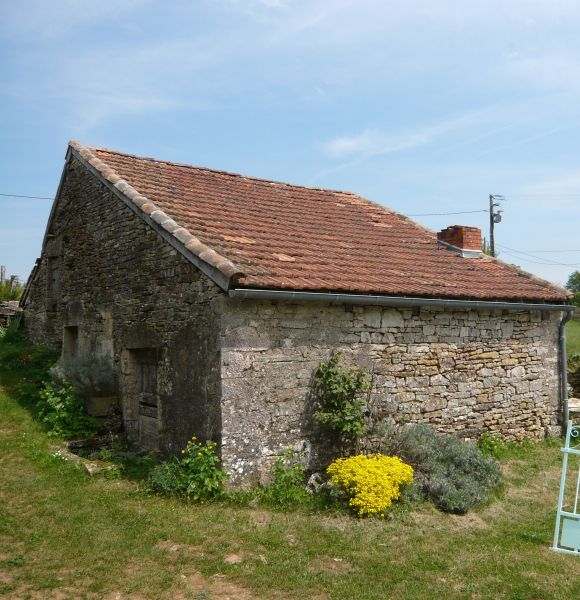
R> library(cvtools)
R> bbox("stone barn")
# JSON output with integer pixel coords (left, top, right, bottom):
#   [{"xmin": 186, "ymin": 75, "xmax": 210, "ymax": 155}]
[{"xmin": 22, "ymin": 141, "xmax": 574, "ymax": 481}]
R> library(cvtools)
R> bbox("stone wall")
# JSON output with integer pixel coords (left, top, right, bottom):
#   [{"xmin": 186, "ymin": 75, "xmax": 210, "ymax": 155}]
[
  {"xmin": 570, "ymin": 367, "xmax": 580, "ymax": 397},
  {"xmin": 0, "ymin": 301, "xmax": 21, "ymax": 328},
  {"xmin": 23, "ymin": 157, "xmax": 225, "ymax": 453},
  {"xmin": 219, "ymin": 298, "xmax": 561, "ymax": 482}
]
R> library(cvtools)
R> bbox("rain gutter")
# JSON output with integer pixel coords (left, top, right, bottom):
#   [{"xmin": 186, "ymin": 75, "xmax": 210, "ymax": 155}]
[{"xmin": 228, "ymin": 288, "xmax": 574, "ymax": 313}]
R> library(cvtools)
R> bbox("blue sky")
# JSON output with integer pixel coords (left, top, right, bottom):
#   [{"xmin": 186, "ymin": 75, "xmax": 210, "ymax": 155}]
[{"xmin": 1, "ymin": 0, "xmax": 579, "ymax": 287}]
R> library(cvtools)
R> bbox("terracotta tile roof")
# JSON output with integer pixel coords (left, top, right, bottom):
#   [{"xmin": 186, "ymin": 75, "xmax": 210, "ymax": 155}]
[{"xmin": 69, "ymin": 141, "xmax": 570, "ymax": 303}]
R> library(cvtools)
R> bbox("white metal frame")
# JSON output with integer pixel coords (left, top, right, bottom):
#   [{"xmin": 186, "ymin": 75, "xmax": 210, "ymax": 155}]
[{"xmin": 552, "ymin": 421, "xmax": 580, "ymax": 555}]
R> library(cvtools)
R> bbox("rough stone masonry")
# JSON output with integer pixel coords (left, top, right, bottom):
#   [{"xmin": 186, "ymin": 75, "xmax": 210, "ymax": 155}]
[
  {"xmin": 218, "ymin": 298, "xmax": 559, "ymax": 481},
  {"xmin": 22, "ymin": 150, "xmax": 564, "ymax": 484}
]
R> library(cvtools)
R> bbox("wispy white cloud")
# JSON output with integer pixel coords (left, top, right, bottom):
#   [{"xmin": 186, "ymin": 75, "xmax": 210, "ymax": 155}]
[
  {"xmin": 511, "ymin": 171, "xmax": 580, "ymax": 214},
  {"xmin": 476, "ymin": 127, "xmax": 561, "ymax": 157},
  {"xmin": 251, "ymin": 0, "xmax": 580, "ymax": 48},
  {"xmin": 324, "ymin": 112, "xmax": 485, "ymax": 160},
  {"xmin": 13, "ymin": 38, "xmax": 226, "ymax": 130},
  {"xmin": 0, "ymin": 0, "xmax": 152, "ymax": 40},
  {"xmin": 258, "ymin": 0, "xmax": 287, "ymax": 7},
  {"xmin": 502, "ymin": 53, "xmax": 580, "ymax": 93}
]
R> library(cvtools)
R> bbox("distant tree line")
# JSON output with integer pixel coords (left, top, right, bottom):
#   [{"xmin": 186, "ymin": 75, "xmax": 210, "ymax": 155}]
[
  {"xmin": 0, "ymin": 266, "xmax": 24, "ymax": 301},
  {"xmin": 566, "ymin": 271, "xmax": 580, "ymax": 308}
]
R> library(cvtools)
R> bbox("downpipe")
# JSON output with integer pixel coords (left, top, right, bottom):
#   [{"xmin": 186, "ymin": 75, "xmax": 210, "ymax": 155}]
[{"xmin": 559, "ymin": 310, "xmax": 574, "ymax": 431}]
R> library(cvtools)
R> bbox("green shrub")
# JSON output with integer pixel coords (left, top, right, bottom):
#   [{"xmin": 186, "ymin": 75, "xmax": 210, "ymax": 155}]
[
  {"xmin": 146, "ymin": 460, "xmax": 184, "ymax": 495},
  {"xmin": 256, "ymin": 449, "xmax": 313, "ymax": 508},
  {"xmin": 147, "ymin": 437, "xmax": 227, "ymax": 501},
  {"xmin": 313, "ymin": 350, "xmax": 370, "ymax": 451},
  {"xmin": 226, "ymin": 448, "xmax": 330, "ymax": 511},
  {"xmin": 16, "ymin": 345, "xmax": 60, "ymax": 386},
  {"xmin": 382, "ymin": 424, "xmax": 502, "ymax": 514},
  {"xmin": 37, "ymin": 380, "xmax": 99, "ymax": 439}
]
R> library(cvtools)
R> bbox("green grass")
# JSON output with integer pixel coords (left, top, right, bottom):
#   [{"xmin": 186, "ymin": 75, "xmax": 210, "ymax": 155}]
[
  {"xmin": 1, "ymin": 348, "xmax": 580, "ymax": 598},
  {"xmin": 568, "ymin": 318, "xmax": 580, "ymax": 356}
]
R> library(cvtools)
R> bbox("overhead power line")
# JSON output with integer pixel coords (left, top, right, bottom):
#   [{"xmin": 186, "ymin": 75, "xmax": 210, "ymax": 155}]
[
  {"xmin": 0, "ymin": 192, "xmax": 53, "ymax": 200},
  {"xmin": 497, "ymin": 244, "xmax": 580, "ymax": 267},
  {"xmin": 500, "ymin": 252, "xmax": 580, "ymax": 267},
  {"xmin": 0, "ymin": 191, "xmax": 490, "ymax": 217},
  {"xmin": 407, "ymin": 209, "xmax": 488, "ymax": 217},
  {"xmin": 508, "ymin": 249, "xmax": 580, "ymax": 253},
  {"xmin": 505, "ymin": 193, "xmax": 580, "ymax": 198}
]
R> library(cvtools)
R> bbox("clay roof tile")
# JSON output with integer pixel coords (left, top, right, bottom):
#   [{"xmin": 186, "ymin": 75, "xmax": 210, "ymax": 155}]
[{"xmin": 68, "ymin": 141, "xmax": 571, "ymax": 303}]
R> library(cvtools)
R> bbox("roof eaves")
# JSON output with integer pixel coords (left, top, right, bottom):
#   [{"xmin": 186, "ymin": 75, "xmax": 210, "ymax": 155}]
[
  {"xmin": 68, "ymin": 141, "xmax": 243, "ymax": 292},
  {"xmin": 481, "ymin": 253, "xmax": 573, "ymax": 301}
]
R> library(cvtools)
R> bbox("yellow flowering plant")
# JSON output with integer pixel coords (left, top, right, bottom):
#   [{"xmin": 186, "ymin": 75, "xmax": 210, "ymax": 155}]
[
  {"xmin": 327, "ymin": 454, "xmax": 413, "ymax": 517},
  {"xmin": 148, "ymin": 436, "xmax": 227, "ymax": 500},
  {"xmin": 178, "ymin": 436, "xmax": 227, "ymax": 500}
]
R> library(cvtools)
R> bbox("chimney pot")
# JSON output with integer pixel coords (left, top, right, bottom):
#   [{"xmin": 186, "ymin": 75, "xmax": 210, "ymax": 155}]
[{"xmin": 437, "ymin": 225, "xmax": 482, "ymax": 257}]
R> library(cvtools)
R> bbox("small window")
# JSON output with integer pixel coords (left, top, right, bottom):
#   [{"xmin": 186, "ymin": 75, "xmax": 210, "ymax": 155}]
[{"xmin": 63, "ymin": 326, "xmax": 79, "ymax": 359}]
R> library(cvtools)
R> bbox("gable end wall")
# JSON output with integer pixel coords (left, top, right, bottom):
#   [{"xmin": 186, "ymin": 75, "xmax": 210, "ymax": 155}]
[{"xmin": 22, "ymin": 157, "xmax": 225, "ymax": 452}]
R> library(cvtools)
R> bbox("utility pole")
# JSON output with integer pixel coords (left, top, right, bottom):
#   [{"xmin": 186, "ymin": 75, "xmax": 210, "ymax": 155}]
[{"xmin": 488, "ymin": 194, "xmax": 503, "ymax": 257}]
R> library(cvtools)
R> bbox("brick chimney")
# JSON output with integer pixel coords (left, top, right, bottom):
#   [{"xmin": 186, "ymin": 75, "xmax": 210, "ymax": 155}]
[{"xmin": 437, "ymin": 225, "xmax": 482, "ymax": 258}]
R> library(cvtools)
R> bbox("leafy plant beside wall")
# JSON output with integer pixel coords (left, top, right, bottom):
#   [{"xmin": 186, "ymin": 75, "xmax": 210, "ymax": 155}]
[
  {"xmin": 313, "ymin": 350, "xmax": 370, "ymax": 453},
  {"xmin": 147, "ymin": 437, "xmax": 227, "ymax": 501},
  {"xmin": 37, "ymin": 380, "xmax": 99, "ymax": 439}
]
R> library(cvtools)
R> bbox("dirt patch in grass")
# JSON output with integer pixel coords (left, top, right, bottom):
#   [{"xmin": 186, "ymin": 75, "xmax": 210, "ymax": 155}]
[
  {"xmin": 307, "ymin": 556, "xmax": 355, "ymax": 575},
  {"xmin": 447, "ymin": 513, "xmax": 489, "ymax": 530},
  {"xmin": 156, "ymin": 540, "xmax": 205, "ymax": 560},
  {"xmin": 174, "ymin": 571, "xmax": 259, "ymax": 600},
  {"xmin": 248, "ymin": 510, "xmax": 272, "ymax": 528},
  {"xmin": 103, "ymin": 593, "xmax": 149, "ymax": 600},
  {"xmin": 3, "ymin": 585, "xmax": 98, "ymax": 600}
]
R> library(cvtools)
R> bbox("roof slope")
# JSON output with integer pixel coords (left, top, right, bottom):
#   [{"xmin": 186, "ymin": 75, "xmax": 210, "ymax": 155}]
[{"xmin": 69, "ymin": 141, "xmax": 569, "ymax": 303}]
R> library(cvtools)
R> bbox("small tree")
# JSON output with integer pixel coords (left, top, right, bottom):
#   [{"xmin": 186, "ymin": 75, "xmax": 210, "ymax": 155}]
[
  {"xmin": 313, "ymin": 350, "xmax": 370, "ymax": 454},
  {"xmin": 565, "ymin": 271, "xmax": 580, "ymax": 307}
]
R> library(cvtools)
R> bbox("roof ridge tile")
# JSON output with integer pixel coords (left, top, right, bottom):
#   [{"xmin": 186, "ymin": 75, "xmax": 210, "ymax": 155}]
[{"xmin": 84, "ymin": 142, "xmax": 359, "ymax": 196}]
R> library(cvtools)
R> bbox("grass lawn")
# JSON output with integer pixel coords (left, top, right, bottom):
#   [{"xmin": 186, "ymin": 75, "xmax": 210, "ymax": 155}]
[
  {"xmin": 1, "ymin": 367, "xmax": 580, "ymax": 598},
  {"xmin": 568, "ymin": 318, "xmax": 580, "ymax": 356}
]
